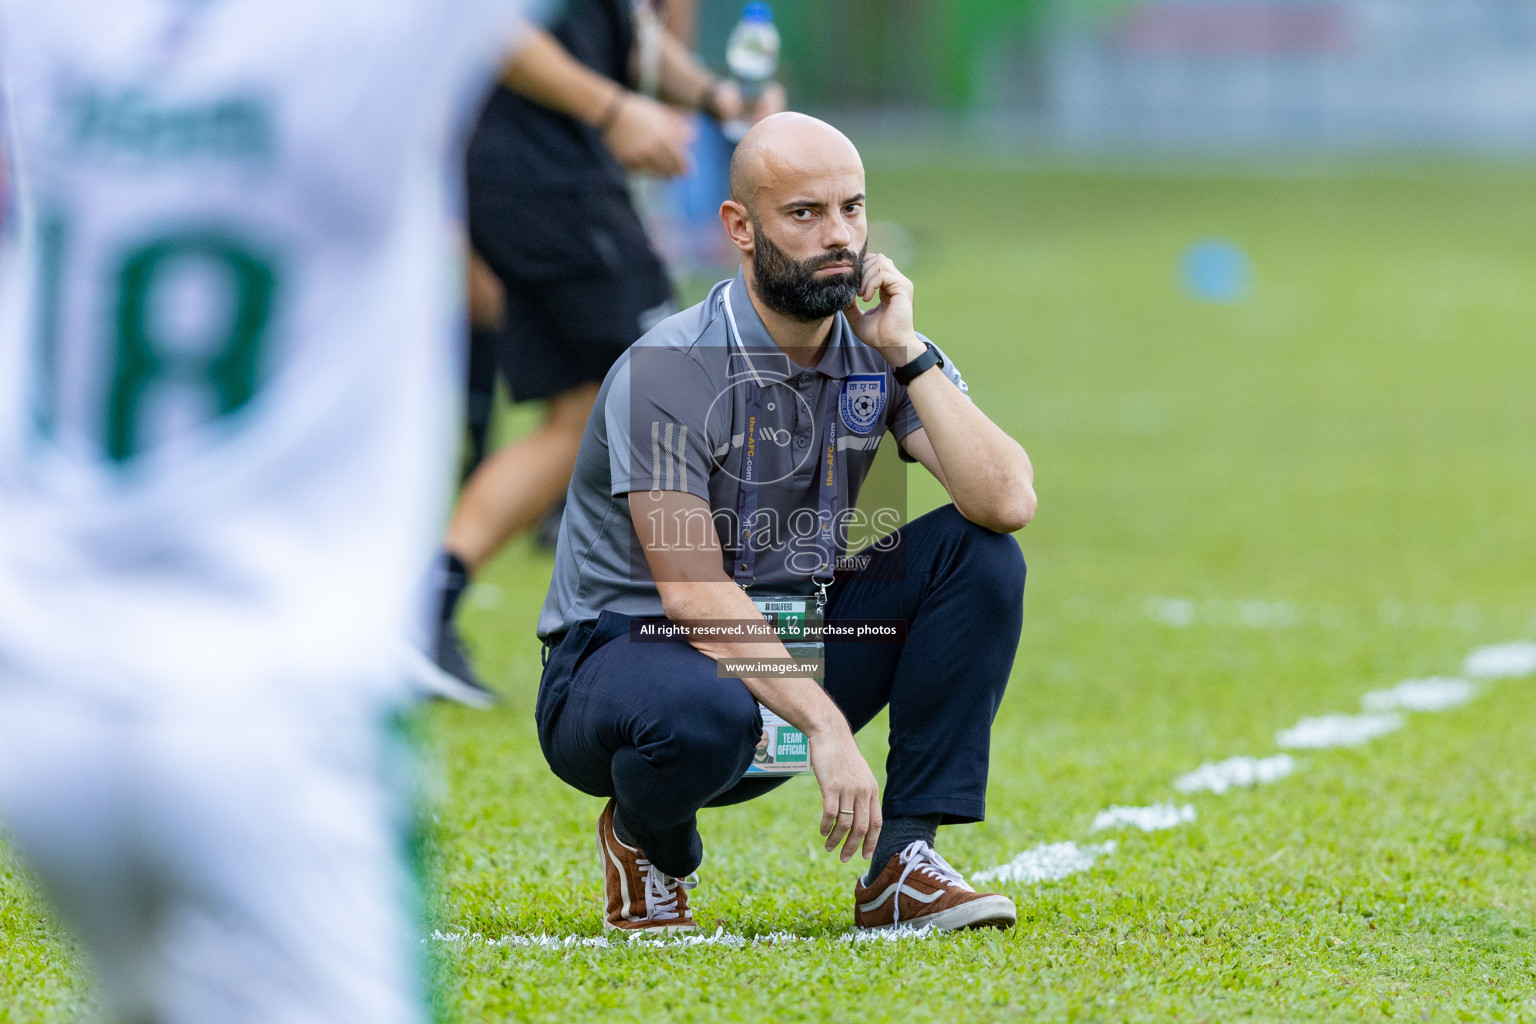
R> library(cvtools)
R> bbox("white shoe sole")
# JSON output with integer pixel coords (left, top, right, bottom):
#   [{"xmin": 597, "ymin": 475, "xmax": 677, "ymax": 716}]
[
  {"xmin": 401, "ymin": 645, "xmax": 498, "ymax": 709},
  {"xmin": 865, "ymin": 894, "xmax": 1017, "ymax": 932}
]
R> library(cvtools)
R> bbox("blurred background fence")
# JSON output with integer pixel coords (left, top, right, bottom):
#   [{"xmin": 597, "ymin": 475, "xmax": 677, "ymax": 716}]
[{"xmin": 697, "ymin": 0, "xmax": 1536, "ymax": 153}]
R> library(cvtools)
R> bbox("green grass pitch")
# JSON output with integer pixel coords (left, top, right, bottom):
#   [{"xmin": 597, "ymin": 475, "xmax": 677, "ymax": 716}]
[{"xmin": 4, "ymin": 160, "xmax": 1536, "ymax": 1022}]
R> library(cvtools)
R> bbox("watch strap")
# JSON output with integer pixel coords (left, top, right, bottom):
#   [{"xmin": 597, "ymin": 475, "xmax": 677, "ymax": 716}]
[{"xmin": 893, "ymin": 342, "xmax": 942, "ymax": 386}]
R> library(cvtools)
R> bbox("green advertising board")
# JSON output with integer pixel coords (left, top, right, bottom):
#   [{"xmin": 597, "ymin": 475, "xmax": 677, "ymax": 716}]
[{"xmin": 697, "ymin": 0, "xmax": 1052, "ymax": 110}]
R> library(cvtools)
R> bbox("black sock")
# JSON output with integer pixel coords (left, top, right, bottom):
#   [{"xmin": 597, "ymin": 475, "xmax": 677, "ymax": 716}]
[
  {"xmin": 437, "ymin": 551, "xmax": 472, "ymax": 622},
  {"xmin": 612, "ymin": 807, "xmax": 640, "ymax": 849},
  {"xmin": 865, "ymin": 814, "xmax": 942, "ymax": 885}
]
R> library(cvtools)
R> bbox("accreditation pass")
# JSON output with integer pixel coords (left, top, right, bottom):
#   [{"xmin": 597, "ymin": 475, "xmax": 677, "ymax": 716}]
[{"xmin": 743, "ymin": 595, "xmax": 824, "ymax": 777}]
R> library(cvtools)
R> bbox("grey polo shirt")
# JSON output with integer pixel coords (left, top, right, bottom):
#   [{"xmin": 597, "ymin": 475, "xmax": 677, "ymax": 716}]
[{"xmin": 536, "ymin": 272, "xmax": 968, "ymax": 640}]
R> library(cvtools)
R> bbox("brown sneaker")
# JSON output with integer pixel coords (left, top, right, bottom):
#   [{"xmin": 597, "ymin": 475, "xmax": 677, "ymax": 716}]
[
  {"xmin": 854, "ymin": 841, "xmax": 1016, "ymax": 931},
  {"xmin": 596, "ymin": 799, "xmax": 697, "ymax": 935}
]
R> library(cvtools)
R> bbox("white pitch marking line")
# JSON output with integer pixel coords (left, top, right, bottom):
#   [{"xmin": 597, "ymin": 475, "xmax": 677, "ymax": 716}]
[
  {"xmin": 845, "ymin": 925, "xmax": 942, "ymax": 944},
  {"xmin": 1464, "ymin": 641, "xmax": 1536, "ymax": 680},
  {"xmin": 973, "ymin": 643, "xmax": 1532, "ymax": 889},
  {"xmin": 429, "ymin": 925, "xmax": 942, "ymax": 951},
  {"xmin": 467, "ymin": 582, "xmax": 504, "ymax": 611},
  {"xmin": 1145, "ymin": 596, "xmax": 1301, "ymax": 630},
  {"xmin": 453, "ymin": 642, "xmax": 1536, "ymax": 939},
  {"xmin": 1091, "ymin": 803, "xmax": 1196, "ymax": 832},
  {"xmin": 1360, "ymin": 676, "xmax": 1476, "ymax": 713},
  {"xmin": 1275, "ymin": 712, "xmax": 1403, "ymax": 749},
  {"xmin": 971, "ymin": 841, "xmax": 1117, "ymax": 885},
  {"xmin": 1174, "ymin": 754, "xmax": 1296, "ymax": 795}
]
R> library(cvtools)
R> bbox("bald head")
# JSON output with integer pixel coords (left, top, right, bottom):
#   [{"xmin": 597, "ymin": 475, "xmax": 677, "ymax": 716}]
[
  {"xmin": 729, "ymin": 112, "xmax": 863, "ymax": 215},
  {"xmin": 719, "ymin": 113, "xmax": 869, "ymax": 323}
]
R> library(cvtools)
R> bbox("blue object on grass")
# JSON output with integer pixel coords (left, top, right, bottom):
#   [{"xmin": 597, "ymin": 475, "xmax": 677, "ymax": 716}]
[{"xmin": 1182, "ymin": 239, "xmax": 1251, "ymax": 303}]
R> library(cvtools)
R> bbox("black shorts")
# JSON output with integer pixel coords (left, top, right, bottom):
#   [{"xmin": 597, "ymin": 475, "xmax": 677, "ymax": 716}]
[{"xmin": 469, "ymin": 186, "xmax": 674, "ymax": 404}]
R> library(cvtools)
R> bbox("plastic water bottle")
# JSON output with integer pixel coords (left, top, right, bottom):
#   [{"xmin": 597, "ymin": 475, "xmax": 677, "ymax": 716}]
[{"xmin": 722, "ymin": 2, "xmax": 779, "ymax": 142}]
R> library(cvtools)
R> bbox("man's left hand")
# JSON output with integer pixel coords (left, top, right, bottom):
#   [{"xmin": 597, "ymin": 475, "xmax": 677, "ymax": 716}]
[{"xmin": 843, "ymin": 253, "xmax": 923, "ymax": 368}]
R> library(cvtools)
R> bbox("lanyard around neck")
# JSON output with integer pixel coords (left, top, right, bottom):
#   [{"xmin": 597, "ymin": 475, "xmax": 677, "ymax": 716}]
[{"xmin": 722, "ymin": 282, "xmax": 839, "ymax": 599}]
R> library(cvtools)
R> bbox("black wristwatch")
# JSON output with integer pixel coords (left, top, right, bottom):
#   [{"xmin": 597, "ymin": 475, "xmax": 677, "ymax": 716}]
[{"xmin": 893, "ymin": 341, "xmax": 943, "ymax": 385}]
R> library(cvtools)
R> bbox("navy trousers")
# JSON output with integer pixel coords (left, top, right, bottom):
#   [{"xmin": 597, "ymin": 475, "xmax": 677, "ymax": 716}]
[{"xmin": 534, "ymin": 504, "xmax": 1026, "ymax": 878}]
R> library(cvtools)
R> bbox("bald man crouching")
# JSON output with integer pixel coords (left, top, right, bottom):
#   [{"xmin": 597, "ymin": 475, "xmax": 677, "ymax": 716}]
[{"xmin": 534, "ymin": 114, "xmax": 1035, "ymax": 934}]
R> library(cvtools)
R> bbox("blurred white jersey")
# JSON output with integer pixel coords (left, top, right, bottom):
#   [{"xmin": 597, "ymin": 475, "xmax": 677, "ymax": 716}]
[{"xmin": 0, "ymin": 1, "xmax": 527, "ymax": 711}]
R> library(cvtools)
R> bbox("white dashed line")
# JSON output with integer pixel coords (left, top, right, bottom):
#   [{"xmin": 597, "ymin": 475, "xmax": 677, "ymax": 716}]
[
  {"xmin": 1360, "ymin": 677, "xmax": 1476, "ymax": 713},
  {"xmin": 1091, "ymin": 803, "xmax": 1197, "ymax": 832},
  {"xmin": 1174, "ymin": 754, "xmax": 1296, "ymax": 794},
  {"xmin": 459, "ymin": 642, "xmax": 1535, "ymax": 942},
  {"xmin": 1464, "ymin": 642, "xmax": 1536, "ymax": 680},
  {"xmin": 1275, "ymin": 712, "xmax": 1404, "ymax": 749},
  {"xmin": 971, "ymin": 841, "xmax": 1117, "ymax": 885}
]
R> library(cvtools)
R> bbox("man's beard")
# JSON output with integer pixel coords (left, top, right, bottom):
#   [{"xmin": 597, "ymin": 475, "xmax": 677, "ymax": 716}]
[{"xmin": 750, "ymin": 224, "xmax": 867, "ymax": 323}]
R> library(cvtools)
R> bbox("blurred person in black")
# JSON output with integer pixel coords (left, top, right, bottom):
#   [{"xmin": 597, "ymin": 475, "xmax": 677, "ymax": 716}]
[
  {"xmin": 462, "ymin": 251, "xmax": 506, "ymax": 481},
  {"xmin": 431, "ymin": 0, "xmax": 784, "ymax": 702}
]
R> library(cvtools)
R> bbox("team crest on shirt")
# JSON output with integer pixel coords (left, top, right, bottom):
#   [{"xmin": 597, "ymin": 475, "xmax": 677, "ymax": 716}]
[{"xmin": 839, "ymin": 374, "xmax": 886, "ymax": 435}]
